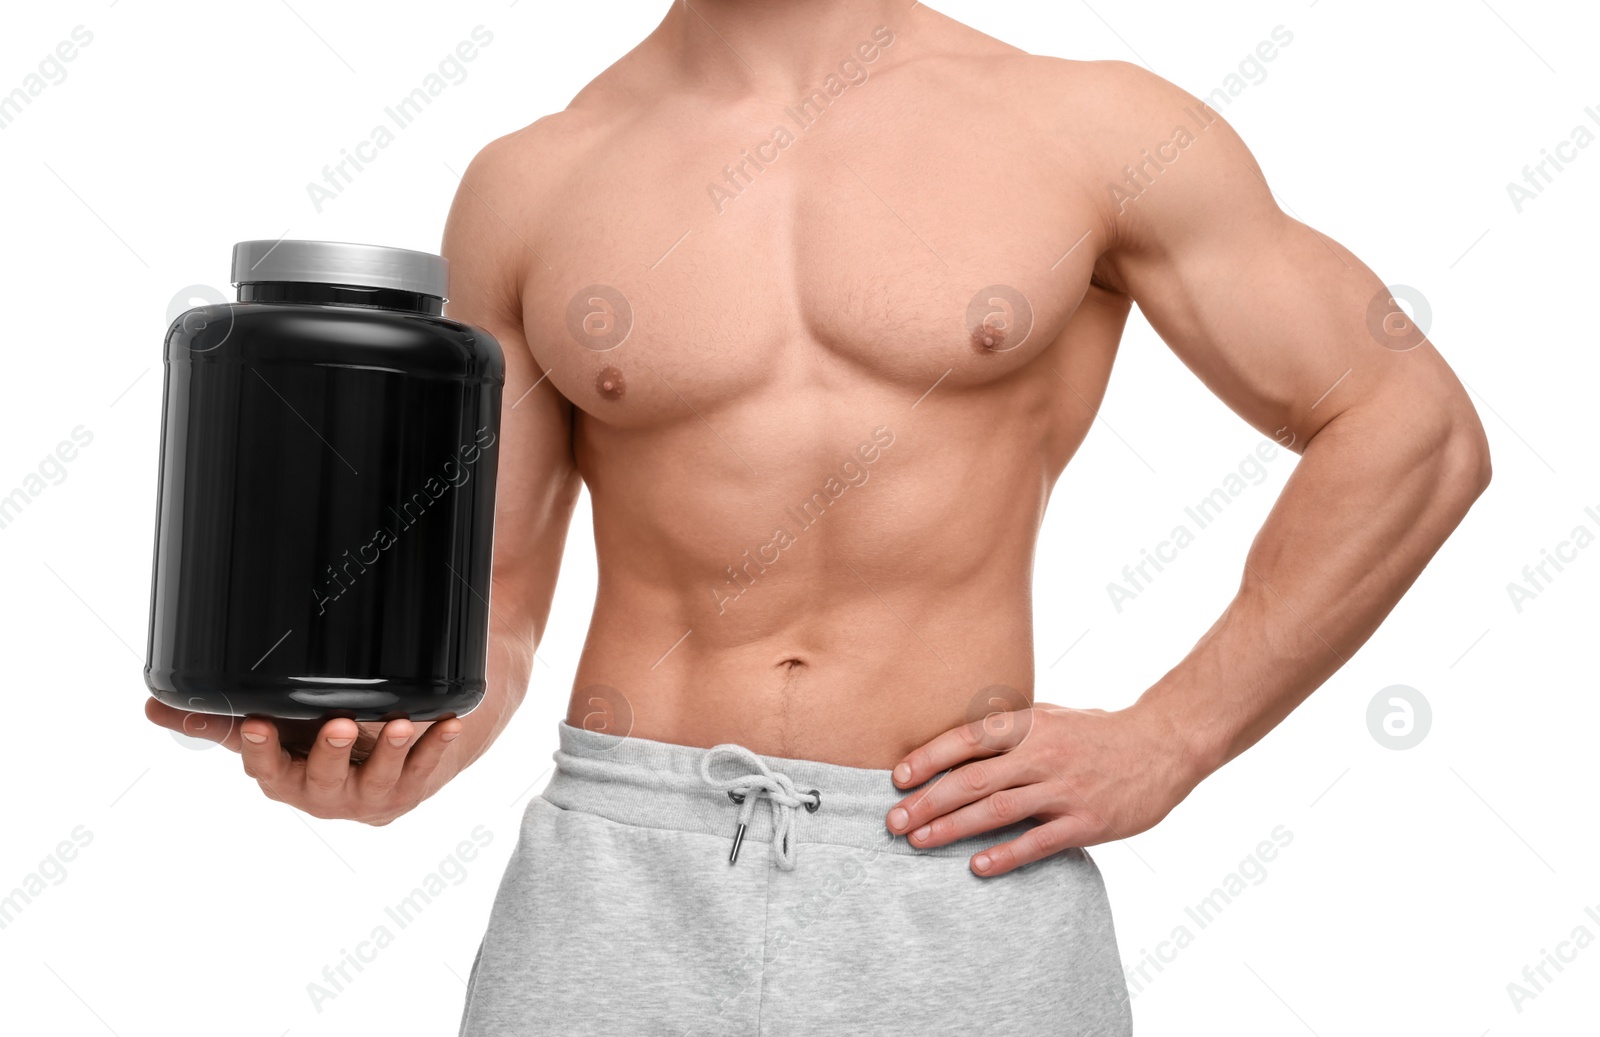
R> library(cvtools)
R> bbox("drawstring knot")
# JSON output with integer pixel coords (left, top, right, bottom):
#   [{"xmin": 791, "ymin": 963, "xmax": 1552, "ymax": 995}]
[{"xmin": 698, "ymin": 744, "xmax": 820, "ymax": 870}]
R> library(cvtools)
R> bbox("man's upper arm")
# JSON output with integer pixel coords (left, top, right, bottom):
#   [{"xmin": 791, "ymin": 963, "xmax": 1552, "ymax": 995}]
[
  {"xmin": 440, "ymin": 133, "xmax": 581, "ymax": 642},
  {"xmin": 1085, "ymin": 61, "xmax": 1478, "ymax": 453}
]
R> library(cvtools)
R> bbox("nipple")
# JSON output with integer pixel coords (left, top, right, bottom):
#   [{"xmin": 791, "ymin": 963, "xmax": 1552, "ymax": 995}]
[
  {"xmin": 970, "ymin": 320, "xmax": 1007, "ymax": 353},
  {"xmin": 595, "ymin": 365, "xmax": 626, "ymax": 400},
  {"xmin": 965, "ymin": 284, "xmax": 1032, "ymax": 355}
]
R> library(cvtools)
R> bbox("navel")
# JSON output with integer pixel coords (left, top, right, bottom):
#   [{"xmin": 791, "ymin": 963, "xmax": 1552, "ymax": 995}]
[{"xmin": 595, "ymin": 365, "xmax": 626, "ymax": 400}]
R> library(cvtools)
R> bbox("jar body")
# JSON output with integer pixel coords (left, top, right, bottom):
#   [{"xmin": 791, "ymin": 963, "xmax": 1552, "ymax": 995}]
[{"xmin": 144, "ymin": 296, "xmax": 504, "ymax": 721}]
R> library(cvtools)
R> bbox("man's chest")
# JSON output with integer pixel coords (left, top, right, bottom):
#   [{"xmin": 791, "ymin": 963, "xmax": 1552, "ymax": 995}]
[{"xmin": 517, "ymin": 96, "xmax": 1106, "ymax": 421}]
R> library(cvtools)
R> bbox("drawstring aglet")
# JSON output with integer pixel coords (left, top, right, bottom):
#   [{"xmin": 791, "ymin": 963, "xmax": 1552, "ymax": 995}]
[{"xmin": 726, "ymin": 787, "xmax": 748, "ymax": 864}]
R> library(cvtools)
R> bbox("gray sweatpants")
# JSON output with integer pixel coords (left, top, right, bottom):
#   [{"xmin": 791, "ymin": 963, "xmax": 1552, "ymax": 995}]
[{"xmin": 459, "ymin": 720, "xmax": 1132, "ymax": 1035}]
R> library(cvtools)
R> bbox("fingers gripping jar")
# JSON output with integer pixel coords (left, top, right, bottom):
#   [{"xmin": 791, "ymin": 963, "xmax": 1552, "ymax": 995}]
[{"xmin": 145, "ymin": 241, "xmax": 504, "ymax": 722}]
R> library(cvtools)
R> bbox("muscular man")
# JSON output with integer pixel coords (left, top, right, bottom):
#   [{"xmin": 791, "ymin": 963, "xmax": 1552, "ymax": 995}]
[{"xmin": 147, "ymin": 3, "xmax": 1490, "ymax": 1033}]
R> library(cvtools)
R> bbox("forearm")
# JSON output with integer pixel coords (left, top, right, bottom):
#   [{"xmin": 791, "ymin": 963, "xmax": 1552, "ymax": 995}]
[
  {"xmin": 423, "ymin": 452, "xmax": 580, "ymax": 793},
  {"xmin": 1135, "ymin": 393, "xmax": 1491, "ymax": 780},
  {"xmin": 420, "ymin": 589, "xmax": 539, "ymax": 798}
]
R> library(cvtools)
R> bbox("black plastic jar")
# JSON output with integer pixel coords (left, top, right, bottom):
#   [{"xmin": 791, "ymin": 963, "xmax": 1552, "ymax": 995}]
[{"xmin": 145, "ymin": 240, "xmax": 504, "ymax": 722}]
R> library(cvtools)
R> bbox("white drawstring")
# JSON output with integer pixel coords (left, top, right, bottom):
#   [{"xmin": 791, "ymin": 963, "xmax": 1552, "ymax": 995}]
[{"xmin": 698, "ymin": 744, "xmax": 821, "ymax": 870}]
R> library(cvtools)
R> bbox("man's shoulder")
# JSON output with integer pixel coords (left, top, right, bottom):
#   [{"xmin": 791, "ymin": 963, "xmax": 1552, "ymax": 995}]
[
  {"xmin": 460, "ymin": 106, "xmax": 609, "ymax": 200},
  {"xmin": 933, "ymin": 52, "xmax": 1201, "ymax": 182},
  {"xmin": 441, "ymin": 110, "xmax": 597, "ymax": 315},
  {"xmin": 1006, "ymin": 55, "xmax": 1197, "ymax": 129}
]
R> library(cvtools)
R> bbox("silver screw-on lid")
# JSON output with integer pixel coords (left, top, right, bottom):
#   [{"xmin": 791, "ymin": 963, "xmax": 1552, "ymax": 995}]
[{"xmin": 231, "ymin": 239, "xmax": 449, "ymax": 299}]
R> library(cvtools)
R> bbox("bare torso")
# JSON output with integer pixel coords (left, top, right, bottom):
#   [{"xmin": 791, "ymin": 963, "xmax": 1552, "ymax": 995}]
[
  {"xmin": 490, "ymin": 16, "xmax": 1136, "ymax": 767},
  {"xmin": 145, "ymin": 0, "xmax": 1487, "ymax": 831},
  {"xmin": 139, "ymin": 0, "xmax": 1486, "ymax": 835}
]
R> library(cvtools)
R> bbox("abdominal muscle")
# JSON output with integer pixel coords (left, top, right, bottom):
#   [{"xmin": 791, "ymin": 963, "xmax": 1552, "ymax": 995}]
[
  {"xmin": 560, "ymin": 363, "xmax": 1092, "ymax": 770},
  {"xmin": 570, "ymin": 546, "xmax": 1040, "ymax": 769}
]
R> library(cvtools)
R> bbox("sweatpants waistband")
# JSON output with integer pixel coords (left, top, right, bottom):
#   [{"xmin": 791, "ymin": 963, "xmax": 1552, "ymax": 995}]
[{"xmin": 539, "ymin": 719, "xmax": 1044, "ymax": 869}]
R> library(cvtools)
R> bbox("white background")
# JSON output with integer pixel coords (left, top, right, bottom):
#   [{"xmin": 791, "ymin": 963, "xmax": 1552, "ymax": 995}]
[{"xmin": 0, "ymin": 1, "xmax": 1594, "ymax": 1034}]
